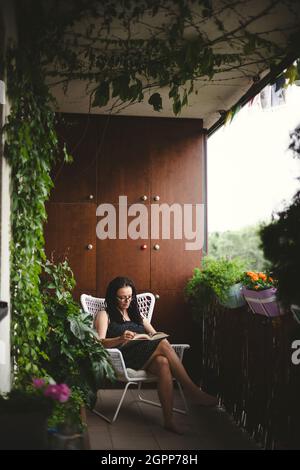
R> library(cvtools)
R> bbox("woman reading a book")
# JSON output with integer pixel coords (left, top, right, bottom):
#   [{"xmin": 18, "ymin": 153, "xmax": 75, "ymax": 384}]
[{"xmin": 95, "ymin": 276, "xmax": 218, "ymax": 433}]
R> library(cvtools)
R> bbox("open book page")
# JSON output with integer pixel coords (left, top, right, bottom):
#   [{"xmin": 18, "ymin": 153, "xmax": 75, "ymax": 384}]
[{"xmin": 133, "ymin": 332, "xmax": 169, "ymax": 341}]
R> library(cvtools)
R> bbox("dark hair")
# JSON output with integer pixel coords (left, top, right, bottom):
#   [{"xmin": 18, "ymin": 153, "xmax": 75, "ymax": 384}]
[{"xmin": 105, "ymin": 276, "xmax": 143, "ymax": 324}]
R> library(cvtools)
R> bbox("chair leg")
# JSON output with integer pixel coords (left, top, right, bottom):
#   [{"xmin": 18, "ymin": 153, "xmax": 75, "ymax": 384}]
[
  {"xmin": 93, "ymin": 381, "xmax": 137, "ymax": 424},
  {"xmin": 137, "ymin": 382, "xmax": 188, "ymax": 415},
  {"xmin": 177, "ymin": 381, "xmax": 189, "ymax": 413}
]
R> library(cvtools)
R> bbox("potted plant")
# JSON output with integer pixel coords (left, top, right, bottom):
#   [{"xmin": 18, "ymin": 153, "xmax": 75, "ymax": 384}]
[
  {"xmin": 241, "ymin": 271, "xmax": 284, "ymax": 317},
  {"xmin": 40, "ymin": 258, "xmax": 115, "ymax": 409},
  {"xmin": 185, "ymin": 256, "xmax": 246, "ymax": 320},
  {"xmin": 0, "ymin": 378, "xmax": 71, "ymax": 450}
]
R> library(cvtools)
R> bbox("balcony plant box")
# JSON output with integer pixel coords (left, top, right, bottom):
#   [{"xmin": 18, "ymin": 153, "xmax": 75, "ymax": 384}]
[
  {"xmin": 241, "ymin": 286, "xmax": 284, "ymax": 317},
  {"xmin": 219, "ymin": 282, "xmax": 246, "ymax": 309},
  {"xmin": 0, "ymin": 391, "xmax": 51, "ymax": 449}
]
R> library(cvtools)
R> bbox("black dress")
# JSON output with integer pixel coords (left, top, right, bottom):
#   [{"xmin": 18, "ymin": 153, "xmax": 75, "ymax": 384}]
[{"xmin": 106, "ymin": 320, "xmax": 164, "ymax": 370}]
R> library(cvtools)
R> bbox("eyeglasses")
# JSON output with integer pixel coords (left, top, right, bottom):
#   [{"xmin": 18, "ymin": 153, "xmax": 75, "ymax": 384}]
[{"xmin": 116, "ymin": 295, "xmax": 133, "ymax": 302}]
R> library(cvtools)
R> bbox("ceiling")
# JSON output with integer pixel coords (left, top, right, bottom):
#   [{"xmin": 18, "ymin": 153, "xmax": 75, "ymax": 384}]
[{"xmin": 49, "ymin": 0, "xmax": 300, "ymax": 132}]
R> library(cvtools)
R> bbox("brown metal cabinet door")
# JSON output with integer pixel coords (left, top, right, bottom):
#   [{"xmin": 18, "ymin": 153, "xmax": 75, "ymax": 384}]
[
  {"xmin": 150, "ymin": 119, "xmax": 204, "ymax": 204},
  {"xmin": 151, "ymin": 239, "xmax": 203, "ymax": 292},
  {"xmin": 150, "ymin": 119, "xmax": 205, "ymax": 291},
  {"xmin": 98, "ymin": 116, "xmax": 151, "ymax": 205},
  {"xmin": 151, "ymin": 290, "xmax": 195, "ymax": 341},
  {"xmin": 152, "ymin": 289, "xmax": 202, "ymax": 380},
  {"xmin": 44, "ymin": 203, "xmax": 97, "ymax": 293},
  {"xmin": 96, "ymin": 116, "xmax": 152, "ymax": 294},
  {"xmin": 49, "ymin": 114, "xmax": 99, "ymax": 203},
  {"xmin": 96, "ymin": 212, "xmax": 151, "ymax": 296}
]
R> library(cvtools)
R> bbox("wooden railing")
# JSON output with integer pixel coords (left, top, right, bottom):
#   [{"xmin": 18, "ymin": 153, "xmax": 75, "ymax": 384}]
[{"xmin": 199, "ymin": 301, "xmax": 300, "ymax": 449}]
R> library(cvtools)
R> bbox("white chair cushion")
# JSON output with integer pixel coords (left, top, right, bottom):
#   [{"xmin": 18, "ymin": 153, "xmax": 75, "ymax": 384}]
[{"xmin": 116, "ymin": 369, "xmax": 158, "ymax": 381}]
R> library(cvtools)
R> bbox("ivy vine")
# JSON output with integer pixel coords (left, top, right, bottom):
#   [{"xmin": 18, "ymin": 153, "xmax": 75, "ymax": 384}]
[{"xmin": 4, "ymin": 52, "xmax": 60, "ymax": 381}]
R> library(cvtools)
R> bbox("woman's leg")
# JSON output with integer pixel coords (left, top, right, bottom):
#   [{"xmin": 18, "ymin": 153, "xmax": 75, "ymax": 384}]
[
  {"xmin": 146, "ymin": 355, "xmax": 182, "ymax": 433},
  {"xmin": 144, "ymin": 340, "xmax": 218, "ymax": 406}
]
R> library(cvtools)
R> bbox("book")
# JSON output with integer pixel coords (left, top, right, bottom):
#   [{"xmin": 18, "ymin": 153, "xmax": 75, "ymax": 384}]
[{"xmin": 133, "ymin": 332, "xmax": 169, "ymax": 341}]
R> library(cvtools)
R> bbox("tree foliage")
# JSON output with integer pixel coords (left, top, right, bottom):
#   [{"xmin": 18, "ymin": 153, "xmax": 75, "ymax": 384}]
[
  {"xmin": 209, "ymin": 224, "xmax": 271, "ymax": 271},
  {"xmin": 260, "ymin": 124, "xmax": 300, "ymax": 307}
]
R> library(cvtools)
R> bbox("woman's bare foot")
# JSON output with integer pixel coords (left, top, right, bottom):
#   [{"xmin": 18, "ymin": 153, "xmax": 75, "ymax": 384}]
[
  {"xmin": 187, "ymin": 388, "xmax": 218, "ymax": 407},
  {"xmin": 164, "ymin": 421, "xmax": 184, "ymax": 435}
]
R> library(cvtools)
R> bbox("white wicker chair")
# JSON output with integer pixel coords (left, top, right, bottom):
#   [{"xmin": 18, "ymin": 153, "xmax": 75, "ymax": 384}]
[{"xmin": 80, "ymin": 292, "xmax": 190, "ymax": 423}]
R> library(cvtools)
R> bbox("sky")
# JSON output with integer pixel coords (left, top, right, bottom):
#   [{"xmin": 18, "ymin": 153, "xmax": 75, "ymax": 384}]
[{"xmin": 207, "ymin": 85, "xmax": 300, "ymax": 233}]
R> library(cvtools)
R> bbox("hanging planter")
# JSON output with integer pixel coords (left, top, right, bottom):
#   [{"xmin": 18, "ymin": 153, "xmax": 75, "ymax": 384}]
[
  {"xmin": 241, "ymin": 286, "xmax": 284, "ymax": 317},
  {"xmin": 218, "ymin": 283, "xmax": 246, "ymax": 309}
]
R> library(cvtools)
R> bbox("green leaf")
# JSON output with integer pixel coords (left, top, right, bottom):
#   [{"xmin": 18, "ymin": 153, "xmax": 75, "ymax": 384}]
[
  {"xmin": 92, "ymin": 81, "xmax": 110, "ymax": 107},
  {"xmin": 148, "ymin": 93, "xmax": 162, "ymax": 111},
  {"xmin": 173, "ymin": 99, "xmax": 181, "ymax": 115},
  {"xmin": 112, "ymin": 75, "xmax": 130, "ymax": 100}
]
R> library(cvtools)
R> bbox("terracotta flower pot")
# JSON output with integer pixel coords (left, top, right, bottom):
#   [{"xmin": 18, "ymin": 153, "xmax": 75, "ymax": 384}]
[{"xmin": 242, "ymin": 286, "xmax": 284, "ymax": 317}]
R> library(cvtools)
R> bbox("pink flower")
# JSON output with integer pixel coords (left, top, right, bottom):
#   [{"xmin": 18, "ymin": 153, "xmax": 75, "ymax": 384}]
[
  {"xmin": 56, "ymin": 384, "xmax": 71, "ymax": 403},
  {"xmin": 44, "ymin": 384, "xmax": 61, "ymax": 400},
  {"xmin": 32, "ymin": 378, "xmax": 71, "ymax": 403},
  {"xmin": 32, "ymin": 378, "xmax": 46, "ymax": 388},
  {"xmin": 44, "ymin": 383, "xmax": 71, "ymax": 403}
]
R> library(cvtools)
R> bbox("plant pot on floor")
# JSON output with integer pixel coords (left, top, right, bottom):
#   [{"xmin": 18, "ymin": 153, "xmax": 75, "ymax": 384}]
[
  {"xmin": 242, "ymin": 286, "xmax": 284, "ymax": 317},
  {"xmin": 0, "ymin": 411, "xmax": 48, "ymax": 450}
]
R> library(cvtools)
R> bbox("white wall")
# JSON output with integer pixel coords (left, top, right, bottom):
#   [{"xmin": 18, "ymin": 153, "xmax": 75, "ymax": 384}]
[
  {"xmin": 0, "ymin": 0, "xmax": 17, "ymax": 393},
  {"xmin": 0, "ymin": 105, "xmax": 11, "ymax": 392}
]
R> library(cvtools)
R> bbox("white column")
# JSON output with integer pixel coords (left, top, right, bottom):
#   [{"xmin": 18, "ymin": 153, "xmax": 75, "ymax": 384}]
[
  {"xmin": 0, "ymin": 80, "xmax": 11, "ymax": 393},
  {"xmin": 0, "ymin": 0, "xmax": 17, "ymax": 392}
]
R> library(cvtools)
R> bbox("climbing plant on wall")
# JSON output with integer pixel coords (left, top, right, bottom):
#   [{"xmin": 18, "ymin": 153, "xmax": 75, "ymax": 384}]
[
  {"xmin": 3, "ymin": 0, "xmax": 300, "ymax": 383},
  {"xmin": 43, "ymin": 0, "xmax": 300, "ymax": 115},
  {"xmin": 4, "ymin": 54, "xmax": 61, "ymax": 381}
]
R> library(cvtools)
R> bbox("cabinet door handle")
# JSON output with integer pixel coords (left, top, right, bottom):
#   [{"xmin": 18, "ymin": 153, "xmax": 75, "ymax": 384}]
[
  {"xmin": 155, "ymin": 294, "xmax": 160, "ymax": 300},
  {"xmin": 87, "ymin": 244, "xmax": 93, "ymax": 250},
  {"xmin": 141, "ymin": 244, "xmax": 147, "ymax": 250},
  {"xmin": 153, "ymin": 244, "xmax": 160, "ymax": 251},
  {"xmin": 140, "ymin": 195, "xmax": 148, "ymax": 201},
  {"xmin": 88, "ymin": 194, "xmax": 94, "ymax": 200},
  {"xmin": 153, "ymin": 195, "xmax": 160, "ymax": 201}
]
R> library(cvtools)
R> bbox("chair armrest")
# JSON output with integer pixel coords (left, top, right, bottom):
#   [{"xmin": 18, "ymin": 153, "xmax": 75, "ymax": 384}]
[{"xmin": 171, "ymin": 344, "xmax": 190, "ymax": 362}]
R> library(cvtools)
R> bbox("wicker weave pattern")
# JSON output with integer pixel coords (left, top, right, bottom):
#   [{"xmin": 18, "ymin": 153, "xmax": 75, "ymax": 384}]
[{"xmin": 81, "ymin": 292, "xmax": 155, "ymax": 322}]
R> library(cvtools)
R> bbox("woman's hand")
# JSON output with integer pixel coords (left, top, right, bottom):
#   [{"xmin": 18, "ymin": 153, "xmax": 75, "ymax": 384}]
[{"xmin": 120, "ymin": 330, "xmax": 136, "ymax": 344}]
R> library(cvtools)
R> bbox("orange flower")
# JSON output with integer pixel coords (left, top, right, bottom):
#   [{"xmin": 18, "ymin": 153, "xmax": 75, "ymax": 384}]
[{"xmin": 242, "ymin": 270, "xmax": 276, "ymax": 290}]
